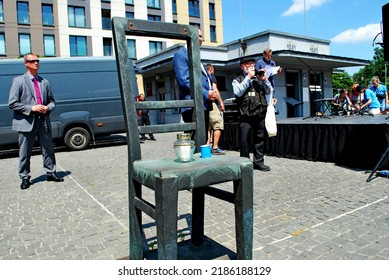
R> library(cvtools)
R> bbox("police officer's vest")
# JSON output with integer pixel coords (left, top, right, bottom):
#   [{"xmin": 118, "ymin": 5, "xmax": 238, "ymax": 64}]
[{"xmin": 234, "ymin": 75, "xmax": 268, "ymax": 117}]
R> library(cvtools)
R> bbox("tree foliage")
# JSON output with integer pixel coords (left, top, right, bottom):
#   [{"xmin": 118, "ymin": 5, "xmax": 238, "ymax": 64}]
[
  {"xmin": 332, "ymin": 71, "xmax": 353, "ymax": 95},
  {"xmin": 332, "ymin": 47, "xmax": 386, "ymax": 94},
  {"xmin": 352, "ymin": 47, "xmax": 386, "ymax": 85}
]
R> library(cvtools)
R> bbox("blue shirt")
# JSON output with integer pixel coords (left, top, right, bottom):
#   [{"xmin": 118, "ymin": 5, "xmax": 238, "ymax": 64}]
[
  {"xmin": 370, "ymin": 84, "xmax": 387, "ymax": 100},
  {"xmin": 364, "ymin": 88, "xmax": 381, "ymax": 109},
  {"xmin": 255, "ymin": 58, "xmax": 277, "ymax": 88},
  {"xmin": 173, "ymin": 47, "xmax": 213, "ymax": 111}
]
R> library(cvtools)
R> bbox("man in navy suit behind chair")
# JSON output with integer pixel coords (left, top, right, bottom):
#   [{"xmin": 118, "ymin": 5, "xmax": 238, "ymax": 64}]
[
  {"xmin": 173, "ymin": 28, "xmax": 218, "ymax": 136},
  {"xmin": 8, "ymin": 53, "xmax": 64, "ymax": 190}
]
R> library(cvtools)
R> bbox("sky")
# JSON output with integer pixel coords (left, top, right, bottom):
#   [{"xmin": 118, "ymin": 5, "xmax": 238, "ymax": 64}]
[{"xmin": 222, "ymin": 0, "xmax": 388, "ymax": 75}]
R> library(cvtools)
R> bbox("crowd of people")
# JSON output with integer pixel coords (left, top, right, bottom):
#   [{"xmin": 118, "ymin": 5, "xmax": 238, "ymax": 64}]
[
  {"xmin": 10, "ymin": 32, "xmax": 388, "ymax": 192},
  {"xmin": 332, "ymin": 77, "xmax": 389, "ymax": 116}
]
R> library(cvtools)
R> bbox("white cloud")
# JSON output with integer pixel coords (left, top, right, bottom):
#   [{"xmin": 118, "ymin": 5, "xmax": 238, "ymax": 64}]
[
  {"xmin": 330, "ymin": 23, "xmax": 381, "ymax": 43},
  {"xmin": 282, "ymin": 0, "xmax": 329, "ymax": 16}
]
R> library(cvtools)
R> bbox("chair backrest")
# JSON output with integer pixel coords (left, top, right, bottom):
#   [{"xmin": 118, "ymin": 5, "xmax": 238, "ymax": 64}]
[{"xmin": 112, "ymin": 18, "xmax": 206, "ymax": 166}]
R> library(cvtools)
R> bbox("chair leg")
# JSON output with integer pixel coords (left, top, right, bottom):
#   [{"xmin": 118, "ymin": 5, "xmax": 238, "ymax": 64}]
[
  {"xmin": 234, "ymin": 163, "xmax": 253, "ymax": 260},
  {"xmin": 129, "ymin": 180, "xmax": 144, "ymax": 260},
  {"xmin": 191, "ymin": 187, "xmax": 205, "ymax": 246},
  {"xmin": 155, "ymin": 177, "xmax": 179, "ymax": 259}
]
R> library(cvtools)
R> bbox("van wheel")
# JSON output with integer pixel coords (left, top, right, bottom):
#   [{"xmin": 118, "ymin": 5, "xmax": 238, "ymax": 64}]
[{"xmin": 64, "ymin": 127, "xmax": 91, "ymax": 150}]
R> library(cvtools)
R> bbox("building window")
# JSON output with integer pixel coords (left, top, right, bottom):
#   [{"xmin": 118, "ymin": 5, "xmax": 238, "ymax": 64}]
[
  {"xmin": 126, "ymin": 12, "xmax": 134, "ymax": 18},
  {"xmin": 42, "ymin": 4, "xmax": 54, "ymax": 26},
  {"xmin": 209, "ymin": 3, "xmax": 215, "ymax": 20},
  {"xmin": 103, "ymin": 38, "xmax": 112, "ymax": 56},
  {"xmin": 189, "ymin": 22, "xmax": 200, "ymax": 28},
  {"xmin": 149, "ymin": 41, "xmax": 162, "ymax": 55},
  {"xmin": 19, "ymin": 34, "xmax": 31, "ymax": 55},
  {"xmin": 69, "ymin": 35, "xmax": 87, "ymax": 56},
  {"xmin": 172, "ymin": 0, "xmax": 177, "ymax": 14},
  {"xmin": 43, "ymin": 35, "xmax": 55, "ymax": 56},
  {"xmin": 210, "ymin": 25, "xmax": 216, "ymax": 42},
  {"xmin": 101, "ymin": 9, "xmax": 111, "ymax": 30},
  {"xmin": 0, "ymin": 1, "xmax": 4, "ymax": 23},
  {"xmin": 68, "ymin": 6, "xmax": 86, "ymax": 27},
  {"xmin": 147, "ymin": 0, "xmax": 160, "ymax": 9},
  {"xmin": 148, "ymin": 14, "xmax": 161, "ymax": 21},
  {"xmin": 125, "ymin": 0, "xmax": 134, "ymax": 5},
  {"xmin": 188, "ymin": 0, "xmax": 200, "ymax": 17},
  {"xmin": 17, "ymin": 1, "xmax": 30, "ymax": 24},
  {"xmin": 127, "ymin": 39, "xmax": 136, "ymax": 59},
  {"xmin": 0, "ymin": 33, "xmax": 5, "ymax": 55}
]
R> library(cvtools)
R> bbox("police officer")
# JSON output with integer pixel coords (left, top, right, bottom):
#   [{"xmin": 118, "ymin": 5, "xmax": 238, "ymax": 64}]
[{"xmin": 232, "ymin": 58, "xmax": 272, "ymax": 171}]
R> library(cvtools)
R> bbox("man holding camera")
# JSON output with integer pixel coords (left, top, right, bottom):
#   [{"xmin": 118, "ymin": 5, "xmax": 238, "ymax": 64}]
[{"xmin": 232, "ymin": 58, "xmax": 272, "ymax": 171}]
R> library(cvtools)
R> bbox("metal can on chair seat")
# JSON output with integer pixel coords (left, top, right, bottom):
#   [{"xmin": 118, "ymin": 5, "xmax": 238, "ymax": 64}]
[{"xmin": 173, "ymin": 133, "xmax": 195, "ymax": 162}]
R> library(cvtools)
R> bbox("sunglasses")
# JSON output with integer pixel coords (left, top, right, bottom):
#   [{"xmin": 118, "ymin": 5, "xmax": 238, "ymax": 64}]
[{"xmin": 26, "ymin": 59, "xmax": 40, "ymax": 63}]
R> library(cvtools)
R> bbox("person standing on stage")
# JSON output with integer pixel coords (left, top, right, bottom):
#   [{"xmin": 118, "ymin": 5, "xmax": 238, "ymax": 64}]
[
  {"xmin": 232, "ymin": 58, "xmax": 272, "ymax": 172},
  {"xmin": 9, "ymin": 53, "xmax": 64, "ymax": 190},
  {"xmin": 255, "ymin": 48, "xmax": 282, "ymax": 103}
]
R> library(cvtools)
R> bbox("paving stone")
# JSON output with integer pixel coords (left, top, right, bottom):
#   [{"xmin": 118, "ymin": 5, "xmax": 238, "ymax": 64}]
[{"xmin": 1, "ymin": 132, "xmax": 389, "ymax": 259}]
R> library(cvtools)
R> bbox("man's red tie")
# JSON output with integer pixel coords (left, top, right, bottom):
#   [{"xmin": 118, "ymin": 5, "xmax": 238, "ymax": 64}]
[{"xmin": 33, "ymin": 77, "xmax": 42, "ymax": 105}]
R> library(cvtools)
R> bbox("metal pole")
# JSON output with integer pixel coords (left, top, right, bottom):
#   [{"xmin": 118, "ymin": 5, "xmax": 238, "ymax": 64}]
[
  {"xmin": 239, "ymin": 0, "xmax": 243, "ymax": 57},
  {"xmin": 304, "ymin": 0, "xmax": 307, "ymax": 35}
]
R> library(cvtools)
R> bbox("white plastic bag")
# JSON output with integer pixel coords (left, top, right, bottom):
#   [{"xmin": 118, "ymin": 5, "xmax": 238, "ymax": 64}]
[{"xmin": 265, "ymin": 104, "xmax": 277, "ymax": 137}]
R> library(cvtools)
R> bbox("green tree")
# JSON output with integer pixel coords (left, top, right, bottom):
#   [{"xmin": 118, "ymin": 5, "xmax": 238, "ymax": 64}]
[
  {"xmin": 332, "ymin": 71, "xmax": 353, "ymax": 95},
  {"xmin": 353, "ymin": 47, "xmax": 386, "ymax": 85}
]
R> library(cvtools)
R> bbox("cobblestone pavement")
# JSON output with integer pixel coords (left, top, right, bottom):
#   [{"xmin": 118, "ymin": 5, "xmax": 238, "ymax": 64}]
[{"xmin": 0, "ymin": 132, "xmax": 388, "ymax": 260}]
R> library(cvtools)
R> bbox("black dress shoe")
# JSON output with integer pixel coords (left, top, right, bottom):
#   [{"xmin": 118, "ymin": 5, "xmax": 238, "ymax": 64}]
[
  {"xmin": 149, "ymin": 135, "xmax": 156, "ymax": 141},
  {"xmin": 47, "ymin": 173, "xmax": 64, "ymax": 182},
  {"xmin": 20, "ymin": 178, "xmax": 31, "ymax": 190},
  {"xmin": 254, "ymin": 164, "xmax": 271, "ymax": 172}
]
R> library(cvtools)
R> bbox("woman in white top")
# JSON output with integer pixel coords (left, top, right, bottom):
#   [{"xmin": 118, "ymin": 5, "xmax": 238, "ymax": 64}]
[{"xmin": 332, "ymin": 88, "xmax": 353, "ymax": 115}]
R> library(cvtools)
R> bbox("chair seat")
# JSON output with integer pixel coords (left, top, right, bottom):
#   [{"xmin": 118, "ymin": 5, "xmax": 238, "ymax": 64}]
[{"xmin": 134, "ymin": 154, "xmax": 252, "ymax": 190}]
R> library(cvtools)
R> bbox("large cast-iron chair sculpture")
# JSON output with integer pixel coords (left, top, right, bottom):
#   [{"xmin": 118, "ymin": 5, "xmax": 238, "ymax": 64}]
[{"xmin": 112, "ymin": 17, "xmax": 253, "ymax": 260}]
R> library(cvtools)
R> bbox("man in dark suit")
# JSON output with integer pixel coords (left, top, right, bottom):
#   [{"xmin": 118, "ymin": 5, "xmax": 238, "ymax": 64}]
[
  {"xmin": 8, "ymin": 53, "xmax": 64, "ymax": 190},
  {"xmin": 172, "ymin": 28, "xmax": 217, "ymax": 130}
]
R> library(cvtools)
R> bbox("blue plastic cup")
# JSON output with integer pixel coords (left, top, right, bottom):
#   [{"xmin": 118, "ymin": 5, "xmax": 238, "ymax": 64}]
[{"xmin": 200, "ymin": 144, "xmax": 212, "ymax": 158}]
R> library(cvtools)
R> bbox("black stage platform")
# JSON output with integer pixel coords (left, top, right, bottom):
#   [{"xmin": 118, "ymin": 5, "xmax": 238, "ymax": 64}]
[{"xmin": 221, "ymin": 115, "xmax": 389, "ymax": 170}]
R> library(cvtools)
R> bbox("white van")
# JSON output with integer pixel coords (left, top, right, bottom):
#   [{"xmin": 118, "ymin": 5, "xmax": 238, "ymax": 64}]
[{"xmin": 0, "ymin": 57, "xmax": 126, "ymax": 150}]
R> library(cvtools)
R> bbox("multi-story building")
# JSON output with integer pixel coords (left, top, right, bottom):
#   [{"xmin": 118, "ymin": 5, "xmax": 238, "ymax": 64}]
[
  {"xmin": 0, "ymin": 0, "xmax": 223, "ymax": 59},
  {"xmin": 0, "ymin": 0, "xmax": 369, "ymax": 121}
]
